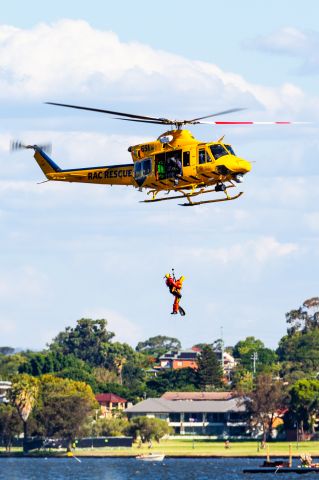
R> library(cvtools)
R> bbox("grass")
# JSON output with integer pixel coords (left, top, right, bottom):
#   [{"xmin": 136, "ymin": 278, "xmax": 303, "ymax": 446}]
[{"xmin": 2, "ymin": 440, "xmax": 319, "ymax": 457}]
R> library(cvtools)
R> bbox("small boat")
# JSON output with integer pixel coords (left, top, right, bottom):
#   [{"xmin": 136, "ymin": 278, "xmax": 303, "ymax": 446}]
[{"xmin": 136, "ymin": 453, "xmax": 165, "ymax": 461}]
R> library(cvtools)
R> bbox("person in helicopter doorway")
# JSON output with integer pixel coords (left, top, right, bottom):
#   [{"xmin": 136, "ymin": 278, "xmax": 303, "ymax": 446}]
[
  {"xmin": 165, "ymin": 273, "xmax": 185, "ymax": 314},
  {"xmin": 168, "ymin": 156, "xmax": 182, "ymax": 185}
]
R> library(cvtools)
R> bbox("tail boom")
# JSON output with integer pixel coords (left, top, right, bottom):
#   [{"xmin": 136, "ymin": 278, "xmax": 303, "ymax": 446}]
[{"xmin": 34, "ymin": 148, "xmax": 134, "ymax": 186}]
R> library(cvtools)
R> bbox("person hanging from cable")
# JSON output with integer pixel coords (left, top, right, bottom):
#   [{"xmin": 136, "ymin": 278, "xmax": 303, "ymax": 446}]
[{"xmin": 164, "ymin": 269, "xmax": 186, "ymax": 316}]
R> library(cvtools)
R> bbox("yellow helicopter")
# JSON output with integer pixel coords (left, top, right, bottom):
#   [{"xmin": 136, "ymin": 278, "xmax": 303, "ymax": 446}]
[{"xmin": 13, "ymin": 103, "xmax": 305, "ymax": 206}]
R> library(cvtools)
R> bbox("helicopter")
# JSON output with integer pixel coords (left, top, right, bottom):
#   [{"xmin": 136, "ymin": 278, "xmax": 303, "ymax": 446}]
[{"xmin": 13, "ymin": 103, "xmax": 306, "ymax": 206}]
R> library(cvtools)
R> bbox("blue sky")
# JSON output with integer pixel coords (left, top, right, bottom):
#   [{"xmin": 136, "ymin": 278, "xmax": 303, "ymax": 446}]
[{"xmin": 1, "ymin": 0, "xmax": 319, "ymax": 352}]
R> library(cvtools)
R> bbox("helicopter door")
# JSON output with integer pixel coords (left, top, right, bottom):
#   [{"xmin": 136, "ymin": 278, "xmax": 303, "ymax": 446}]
[
  {"xmin": 134, "ymin": 158, "xmax": 152, "ymax": 187},
  {"xmin": 155, "ymin": 150, "xmax": 182, "ymax": 180}
]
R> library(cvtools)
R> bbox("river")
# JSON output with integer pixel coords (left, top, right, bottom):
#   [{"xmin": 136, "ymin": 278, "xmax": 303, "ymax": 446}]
[{"xmin": 0, "ymin": 457, "xmax": 311, "ymax": 480}]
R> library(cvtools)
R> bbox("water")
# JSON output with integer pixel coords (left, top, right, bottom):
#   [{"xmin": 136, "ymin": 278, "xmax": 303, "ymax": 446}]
[{"xmin": 0, "ymin": 457, "xmax": 315, "ymax": 480}]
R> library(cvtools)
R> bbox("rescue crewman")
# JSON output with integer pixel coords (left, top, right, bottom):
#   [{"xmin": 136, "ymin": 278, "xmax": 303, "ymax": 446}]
[{"xmin": 165, "ymin": 273, "xmax": 185, "ymax": 315}]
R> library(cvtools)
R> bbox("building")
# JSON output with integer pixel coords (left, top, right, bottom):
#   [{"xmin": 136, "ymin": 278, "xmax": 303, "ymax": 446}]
[
  {"xmin": 0, "ymin": 380, "xmax": 11, "ymax": 404},
  {"xmin": 125, "ymin": 397, "xmax": 250, "ymax": 438},
  {"xmin": 158, "ymin": 348, "xmax": 237, "ymax": 378},
  {"xmin": 95, "ymin": 393, "xmax": 128, "ymax": 418},
  {"xmin": 159, "ymin": 349, "xmax": 199, "ymax": 370}
]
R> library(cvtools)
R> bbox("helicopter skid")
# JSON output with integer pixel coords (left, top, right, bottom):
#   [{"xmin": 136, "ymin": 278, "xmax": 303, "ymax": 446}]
[
  {"xmin": 141, "ymin": 188, "xmax": 243, "ymax": 206},
  {"xmin": 180, "ymin": 191, "xmax": 243, "ymax": 206}
]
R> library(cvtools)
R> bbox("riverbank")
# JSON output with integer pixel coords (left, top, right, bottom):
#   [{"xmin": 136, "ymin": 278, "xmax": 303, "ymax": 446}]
[{"xmin": 1, "ymin": 440, "xmax": 319, "ymax": 458}]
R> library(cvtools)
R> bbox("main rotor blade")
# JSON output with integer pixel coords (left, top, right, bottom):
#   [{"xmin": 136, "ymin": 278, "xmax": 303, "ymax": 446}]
[
  {"xmin": 114, "ymin": 117, "xmax": 171, "ymax": 125},
  {"xmin": 188, "ymin": 108, "xmax": 246, "ymax": 123},
  {"xmin": 45, "ymin": 102, "xmax": 170, "ymax": 122},
  {"xmin": 198, "ymin": 120, "xmax": 310, "ymax": 125}
]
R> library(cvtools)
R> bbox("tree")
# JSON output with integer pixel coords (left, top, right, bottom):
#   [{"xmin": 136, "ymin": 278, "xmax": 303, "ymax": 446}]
[
  {"xmin": 244, "ymin": 373, "xmax": 287, "ymax": 442},
  {"xmin": 286, "ymin": 297, "xmax": 319, "ymax": 335},
  {"xmin": 277, "ymin": 328, "xmax": 319, "ymax": 376},
  {"xmin": 0, "ymin": 403, "xmax": 22, "ymax": 451},
  {"xmin": 92, "ymin": 416, "xmax": 129, "ymax": 437},
  {"xmin": 0, "ymin": 347, "xmax": 15, "ymax": 356},
  {"xmin": 197, "ymin": 345, "xmax": 223, "ymax": 390},
  {"xmin": 289, "ymin": 379, "xmax": 319, "ymax": 436},
  {"xmin": 128, "ymin": 416, "xmax": 171, "ymax": 442},
  {"xmin": 49, "ymin": 318, "xmax": 115, "ymax": 367},
  {"xmin": 136, "ymin": 335, "xmax": 181, "ymax": 358},
  {"xmin": 233, "ymin": 336, "xmax": 277, "ymax": 374},
  {"xmin": 0, "ymin": 353, "xmax": 27, "ymax": 379},
  {"xmin": 34, "ymin": 375, "xmax": 98, "ymax": 451},
  {"xmin": 10, "ymin": 374, "xmax": 39, "ymax": 452},
  {"xmin": 146, "ymin": 367, "xmax": 199, "ymax": 396}
]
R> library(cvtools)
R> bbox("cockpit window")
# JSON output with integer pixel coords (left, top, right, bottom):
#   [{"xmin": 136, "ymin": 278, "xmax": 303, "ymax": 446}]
[
  {"xmin": 225, "ymin": 145, "xmax": 236, "ymax": 155},
  {"xmin": 142, "ymin": 159, "xmax": 152, "ymax": 176},
  {"xmin": 209, "ymin": 144, "xmax": 228, "ymax": 159},
  {"xmin": 134, "ymin": 159, "xmax": 152, "ymax": 179},
  {"xmin": 198, "ymin": 149, "xmax": 212, "ymax": 164}
]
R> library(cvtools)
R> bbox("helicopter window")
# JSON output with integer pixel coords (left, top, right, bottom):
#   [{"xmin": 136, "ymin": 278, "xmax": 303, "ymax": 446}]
[
  {"xmin": 142, "ymin": 158, "xmax": 152, "ymax": 176},
  {"xmin": 225, "ymin": 145, "xmax": 236, "ymax": 155},
  {"xmin": 183, "ymin": 151, "xmax": 190, "ymax": 167},
  {"xmin": 209, "ymin": 144, "xmax": 228, "ymax": 160},
  {"xmin": 198, "ymin": 149, "xmax": 212, "ymax": 164},
  {"xmin": 134, "ymin": 161, "xmax": 142, "ymax": 179}
]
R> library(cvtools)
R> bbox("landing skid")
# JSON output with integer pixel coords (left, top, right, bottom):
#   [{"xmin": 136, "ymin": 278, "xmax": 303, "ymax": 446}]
[
  {"xmin": 141, "ymin": 188, "xmax": 243, "ymax": 206},
  {"xmin": 180, "ymin": 192, "xmax": 243, "ymax": 206}
]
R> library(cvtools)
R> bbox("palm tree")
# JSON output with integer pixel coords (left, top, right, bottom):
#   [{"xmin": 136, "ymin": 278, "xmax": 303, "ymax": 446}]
[{"xmin": 11, "ymin": 374, "xmax": 39, "ymax": 453}]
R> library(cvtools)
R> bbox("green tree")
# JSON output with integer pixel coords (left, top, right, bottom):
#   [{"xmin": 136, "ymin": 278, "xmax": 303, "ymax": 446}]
[
  {"xmin": 197, "ymin": 345, "xmax": 223, "ymax": 390},
  {"xmin": 128, "ymin": 416, "xmax": 171, "ymax": 442},
  {"xmin": 233, "ymin": 336, "xmax": 277, "ymax": 373},
  {"xmin": 34, "ymin": 374, "xmax": 98, "ymax": 451},
  {"xmin": 49, "ymin": 318, "xmax": 115, "ymax": 367},
  {"xmin": 277, "ymin": 328, "xmax": 319, "ymax": 377},
  {"xmin": 92, "ymin": 416, "xmax": 129, "ymax": 437},
  {"xmin": 136, "ymin": 335, "xmax": 181, "ymax": 358},
  {"xmin": 0, "ymin": 353, "xmax": 27, "ymax": 379},
  {"xmin": 289, "ymin": 379, "xmax": 319, "ymax": 436},
  {"xmin": 146, "ymin": 367, "xmax": 199, "ymax": 396},
  {"xmin": 0, "ymin": 403, "xmax": 22, "ymax": 451},
  {"xmin": 10, "ymin": 374, "xmax": 39, "ymax": 452}
]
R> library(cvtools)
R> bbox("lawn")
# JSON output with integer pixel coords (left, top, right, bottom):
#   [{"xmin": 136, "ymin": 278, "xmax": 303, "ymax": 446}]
[
  {"xmin": 2, "ymin": 440, "xmax": 319, "ymax": 458},
  {"xmin": 64, "ymin": 440, "xmax": 319, "ymax": 457}
]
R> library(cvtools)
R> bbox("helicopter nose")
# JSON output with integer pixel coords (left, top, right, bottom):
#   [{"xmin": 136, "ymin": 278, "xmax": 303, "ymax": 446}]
[{"xmin": 216, "ymin": 155, "xmax": 251, "ymax": 175}]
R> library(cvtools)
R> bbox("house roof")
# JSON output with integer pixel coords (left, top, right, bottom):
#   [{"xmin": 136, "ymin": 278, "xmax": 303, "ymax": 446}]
[
  {"xmin": 159, "ymin": 349, "xmax": 200, "ymax": 361},
  {"xmin": 162, "ymin": 391, "xmax": 234, "ymax": 401},
  {"xmin": 125, "ymin": 397, "xmax": 245, "ymax": 414},
  {"xmin": 95, "ymin": 393, "xmax": 127, "ymax": 404}
]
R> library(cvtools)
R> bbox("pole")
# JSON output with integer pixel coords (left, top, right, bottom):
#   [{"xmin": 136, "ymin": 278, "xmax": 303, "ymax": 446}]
[
  {"xmin": 266, "ymin": 444, "xmax": 270, "ymax": 462},
  {"xmin": 289, "ymin": 443, "xmax": 292, "ymax": 468},
  {"xmin": 220, "ymin": 327, "xmax": 225, "ymax": 375}
]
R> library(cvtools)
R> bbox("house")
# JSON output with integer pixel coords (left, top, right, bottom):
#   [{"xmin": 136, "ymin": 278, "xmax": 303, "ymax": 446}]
[
  {"xmin": 0, "ymin": 380, "xmax": 11, "ymax": 404},
  {"xmin": 159, "ymin": 349, "xmax": 199, "ymax": 370},
  {"xmin": 158, "ymin": 348, "xmax": 237, "ymax": 377},
  {"xmin": 125, "ymin": 397, "xmax": 250, "ymax": 438},
  {"xmin": 95, "ymin": 393, "xmax": 128, "ymax": 418}
]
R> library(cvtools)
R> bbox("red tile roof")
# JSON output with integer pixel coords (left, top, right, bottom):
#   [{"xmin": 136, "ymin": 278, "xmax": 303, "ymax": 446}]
[{"xmin": 95, "ymin": 393, "xmax": 127, "ymax": 404}]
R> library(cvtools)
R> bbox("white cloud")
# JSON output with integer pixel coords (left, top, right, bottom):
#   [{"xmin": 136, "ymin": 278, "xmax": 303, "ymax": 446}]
[
  {"xmin": 0, "ymin": 20, "xmax": 318, "ymax": 119},
  {"xmin": 181, "ymin": 236, "xmax": 298, "ymax": 266},
  {"xmin": 249, "ymin": 27, "xmax": 319, "ymax": 75}
]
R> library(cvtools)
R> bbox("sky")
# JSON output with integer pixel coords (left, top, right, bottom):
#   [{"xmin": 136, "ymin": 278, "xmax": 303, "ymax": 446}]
[{"xmin": 0, "ymin": 0, "xmax": 319, "ymax": 352}]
